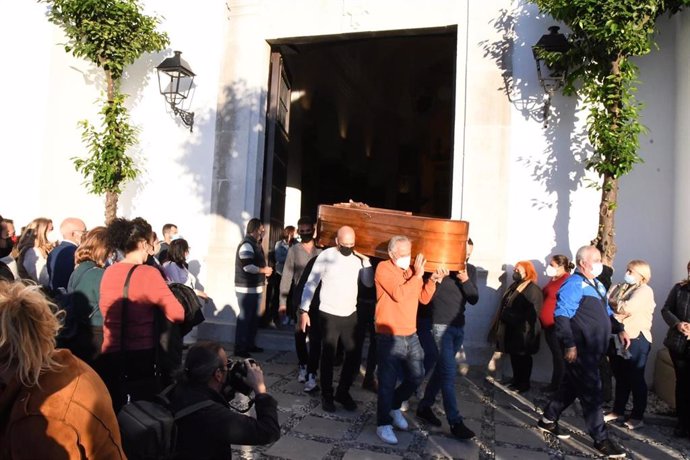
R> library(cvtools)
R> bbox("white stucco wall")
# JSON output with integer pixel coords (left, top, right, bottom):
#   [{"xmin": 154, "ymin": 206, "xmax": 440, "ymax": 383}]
[{"xmin": 1, "ymin": 1, "xmax": 688, "ymax": 386}]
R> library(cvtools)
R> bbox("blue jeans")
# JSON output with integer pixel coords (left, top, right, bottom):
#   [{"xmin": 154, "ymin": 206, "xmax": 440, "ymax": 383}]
[
  {"xmin": 611, "ymin": 333, "xmax": 651, "ymax": 419},
  {"xmin": 376, "ymin": 333, "xmax": 424, "ymax": 426},
  {"xmin": 235, "ymin": 292, "xmax": 260, "ymax": 352},
  {"xmin": 419, "ymin": 324, "xmax": 465, "ymax": 424}
]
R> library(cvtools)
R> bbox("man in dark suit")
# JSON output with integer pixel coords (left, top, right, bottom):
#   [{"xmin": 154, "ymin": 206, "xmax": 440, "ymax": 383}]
[{"xmin": 47, "ymin": 218, "xmax": 87, "ymax": 291}]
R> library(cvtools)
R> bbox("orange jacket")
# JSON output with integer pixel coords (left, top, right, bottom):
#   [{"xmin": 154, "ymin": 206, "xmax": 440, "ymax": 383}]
[
  {"xmin": 375, "ymin": 260, "xmax": 436, "ymax": 335},
  {"xmin": 0, "ymin": 349, "xmax": 126, "ymax": 459}
]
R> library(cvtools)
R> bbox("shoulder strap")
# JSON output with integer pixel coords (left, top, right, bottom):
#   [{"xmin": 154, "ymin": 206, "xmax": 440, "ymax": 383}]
[
  {"xmin": 120, "ymin": 265, "xmax": 140, "ymax": 354},
  {"xmin": 174, "ymin": 400, "xmax": 216, "ymax": 420}
]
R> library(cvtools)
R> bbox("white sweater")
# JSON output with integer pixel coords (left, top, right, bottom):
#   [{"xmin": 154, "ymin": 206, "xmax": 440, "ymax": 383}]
[{"xmin": 300, "ymin": 247, "xmax": 373, "ymax": 317}]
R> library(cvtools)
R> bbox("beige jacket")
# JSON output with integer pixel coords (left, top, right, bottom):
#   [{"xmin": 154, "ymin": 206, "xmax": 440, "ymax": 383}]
[{"xmin": 608, "ymin": 283, "xmax": 655, "ymax": 342}]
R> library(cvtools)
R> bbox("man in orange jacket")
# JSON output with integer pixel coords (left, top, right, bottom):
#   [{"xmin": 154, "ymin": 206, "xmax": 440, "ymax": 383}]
[{"xmin": 374, "ymin": 235, "xmax": 447, "ymax": 445}]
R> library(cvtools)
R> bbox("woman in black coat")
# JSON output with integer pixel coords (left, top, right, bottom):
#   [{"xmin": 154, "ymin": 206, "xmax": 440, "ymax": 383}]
[
  {"xmin": 662, "ymin": 260, "xmax": 690, "ymax": 437},
  {"xmin": 494, "ymin": 260, "xmax": 543, "ymax": 393}
]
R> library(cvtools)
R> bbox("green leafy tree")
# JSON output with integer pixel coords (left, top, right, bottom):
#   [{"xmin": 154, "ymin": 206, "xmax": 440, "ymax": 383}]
[
  {"xmin": 532, "ymin": 0, "xmax": 689, "ymax": 263},
  {"xmin": 42, "ymin": 0, "xmax": 169, "ymax": 223}
]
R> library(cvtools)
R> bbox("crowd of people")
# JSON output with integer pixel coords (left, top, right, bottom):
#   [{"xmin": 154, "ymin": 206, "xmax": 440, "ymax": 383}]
[
  {"xmin": 0, "ymin": 214, "xmax": 279, "ymax": 459},
  {"xmin": 2, "ymin": 211, "xmax": 690, "ymax": 459}
]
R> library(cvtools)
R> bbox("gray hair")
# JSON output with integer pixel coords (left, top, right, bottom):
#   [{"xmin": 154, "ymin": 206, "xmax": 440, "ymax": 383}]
[
  {"xmin": 388, "ymin": 235, "xmax": 410, "ymax": 254},
  {"xmin": 575, "ymin": 245, "xmax": 598, "ymax": 265}
]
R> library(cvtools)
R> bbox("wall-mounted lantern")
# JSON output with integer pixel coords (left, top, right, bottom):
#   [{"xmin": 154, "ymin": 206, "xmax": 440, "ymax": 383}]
[
  {"xmin": 156, "ymin": 51, "xmax": 196, "ymax": 132},
  {"xmin": 532, "ymin": 26, "xmax": 570, "ymax": 128}
]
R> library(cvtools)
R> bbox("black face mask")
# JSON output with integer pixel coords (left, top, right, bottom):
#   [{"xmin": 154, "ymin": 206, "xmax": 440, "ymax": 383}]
[
  {"xmin": 299, "ymin": 233, "xmax": 313, "ymax": 243},
  {"xmin": 338, "ymin": 246, "xmax": 353, "ymax": 257},
  {"xmin": 0, "ymin": 238, "xmax": 12, "ymax": 258},
  {"xmin": 512, "ymin": 272, "xmax": 522, "ymax": 282}
]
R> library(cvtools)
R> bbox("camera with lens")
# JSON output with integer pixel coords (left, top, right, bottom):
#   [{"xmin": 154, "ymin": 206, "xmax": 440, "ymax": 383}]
[{"xmin": 222, "ymin": 358, "xmax": 256, "ymax": 399}]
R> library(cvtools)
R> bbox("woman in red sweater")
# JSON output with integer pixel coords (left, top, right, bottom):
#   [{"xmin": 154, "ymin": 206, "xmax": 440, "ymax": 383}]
[
  {"xmin": 97, "ymin": 217, "xmax": 184, "ymax": 411},
  {"xmin": 540, "ymin": 254, "xmax": 574, "ymax": 392}
]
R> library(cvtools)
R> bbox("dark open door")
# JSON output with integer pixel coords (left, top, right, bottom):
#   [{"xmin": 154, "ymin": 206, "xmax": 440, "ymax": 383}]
[{"xmin": 262, "ymin": 50, "xmax": 291, "ymax": 254}]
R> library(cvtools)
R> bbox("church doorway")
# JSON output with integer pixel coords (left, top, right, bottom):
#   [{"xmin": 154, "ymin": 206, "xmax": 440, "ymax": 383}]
[{"xmin": 262, "ymin": 27, "xmax": 458, "ymax": 244}]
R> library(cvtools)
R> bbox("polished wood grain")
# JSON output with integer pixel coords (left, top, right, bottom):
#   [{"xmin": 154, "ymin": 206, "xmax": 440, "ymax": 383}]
[{"xmin": 316, "ymin": 204, "xmax": 469, "ymax": 271}]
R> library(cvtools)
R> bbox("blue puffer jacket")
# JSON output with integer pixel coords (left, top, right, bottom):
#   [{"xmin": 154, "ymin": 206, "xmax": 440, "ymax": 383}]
[{"xmin": 554, "ymin": 272, "xmax": 624, "ymax": 354}]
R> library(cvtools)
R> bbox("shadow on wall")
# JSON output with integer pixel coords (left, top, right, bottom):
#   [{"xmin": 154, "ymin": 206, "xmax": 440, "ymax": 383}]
[
  {"xmin": 172, "ymin": 80, "xmax": 268, "ymax": 326},
  {"xmin": 481, "ymin": 4, "xmax": 591, "ymax": 256}
]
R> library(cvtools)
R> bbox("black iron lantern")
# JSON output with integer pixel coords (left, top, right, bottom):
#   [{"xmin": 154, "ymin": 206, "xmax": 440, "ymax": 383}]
[
  {"xmin": 532, "ymin": 26, "xmax": 571, "ymax": 127},
  {"xmin": 156, "ymin": 51, "xmax": 196, "ymax": 132}
]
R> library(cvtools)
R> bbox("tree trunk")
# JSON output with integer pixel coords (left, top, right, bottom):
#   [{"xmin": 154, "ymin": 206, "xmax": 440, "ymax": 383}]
[
  {"xmin": 592, "ymin": 173, "xmax": 618, "ymax": 264},
  {"xmin": 105, "ymin": 191, "xmax": 118, "ymax": 224}
]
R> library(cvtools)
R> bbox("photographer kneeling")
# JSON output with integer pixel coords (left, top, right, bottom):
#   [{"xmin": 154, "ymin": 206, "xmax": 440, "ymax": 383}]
[{"xmin": 170, "ymin": 341, "xmax": 280, "ymax": 459}]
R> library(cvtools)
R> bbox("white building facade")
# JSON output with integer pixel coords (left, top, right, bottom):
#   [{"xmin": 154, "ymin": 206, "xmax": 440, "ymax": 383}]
[{"xmin": 2, "ymin": 0, "xmax": 689, "ymax": 382}]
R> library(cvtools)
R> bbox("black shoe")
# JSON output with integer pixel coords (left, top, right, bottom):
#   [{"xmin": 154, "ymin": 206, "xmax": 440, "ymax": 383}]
[
  {"xmin": 593, "ymin": 438, "xmax": 626, "ymax": 458},
  {"xmin": 235, "ymin": 350, "xmax": 251, "ymax": 358},
  {"xmin": 537, "ymin": 419, "xmax": 570, "ymax": 439},
  {"xmin": 508, "ymin": 383, "xmax": 530, "ymax": 394},
  {"xmin": 450, "ymin": 421, "xmax": 475, "ymax": 440},
  {"xmin": 322, "ymin": 396, "xmax": 336, "ymax": 413},
  {"xmin": 248, "ymin": 345, "xmax": 264, "ymax": 353},
  {"xmin": 416, "ymin": 406, "xmax": 442, "ymax": 427},
  {"xmin": 362, "ymin": 378, "xmax": 378, "ymax": 393},
  {"xmin": 334, "ymin": 392, "xmax": 357, "ymax": 411}
]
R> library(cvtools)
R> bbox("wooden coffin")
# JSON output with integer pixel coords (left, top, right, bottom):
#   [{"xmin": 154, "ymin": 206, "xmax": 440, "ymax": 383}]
[{"xmin": 316, "ymin": 203, "xmax": 469, "ymax": 271}]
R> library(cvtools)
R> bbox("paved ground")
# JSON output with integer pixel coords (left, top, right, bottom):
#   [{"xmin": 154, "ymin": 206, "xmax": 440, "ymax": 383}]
[{"xmin": 228, "ymin": 348, "xmax": 690, "ymax": 459}]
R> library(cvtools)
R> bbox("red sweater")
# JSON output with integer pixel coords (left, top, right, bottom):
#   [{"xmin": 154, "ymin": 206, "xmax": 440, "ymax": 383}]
[
  {"xmin": 540, "ymin": 273, "xmax": 570, "ymax": 328},
  {"xmin": 99, "ymin": 263, "xmax": 184, "ymax": 353},
  {"xmin": 375, "ymin": 260, "xmax": 436, "ymax": 336}
]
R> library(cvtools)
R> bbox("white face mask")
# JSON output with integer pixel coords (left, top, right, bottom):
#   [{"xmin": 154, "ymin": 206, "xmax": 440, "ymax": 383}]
[
  {"xmin": 545, "ymin": 265, "xmax": 558, "ymax": 277},
  {"xmin": 591, "ymin": 262, "xmax": 604, "ymax": 277},
  {"xmin": 395, "ymin": 255, "xmax": 411, "ymax": 269},
  {"xmin": 624, "ymin": 273, "xmax": 637, "ymax": 284},
  {"xmin": 47, "ymin": 229, "xmax": 60, "ymax": 243}
]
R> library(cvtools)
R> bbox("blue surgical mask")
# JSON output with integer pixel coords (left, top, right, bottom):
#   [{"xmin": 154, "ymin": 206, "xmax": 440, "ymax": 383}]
[{"xmin": 624, "ymin": 273, "xmax": 637, "ymax": 284}]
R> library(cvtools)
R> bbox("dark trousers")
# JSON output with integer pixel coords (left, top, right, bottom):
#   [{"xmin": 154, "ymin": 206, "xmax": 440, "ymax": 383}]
[
  {"xmin": 96, "ymin": 348, "xmax": 160, "ymax": 413},
  {"xmin": 319, "ymin": 311, "xmax": 359, "ymax": 397},
  {"xmin": 355, "ymin": 302, "xmax": 377, "ymax": 383},
  {"xmin": 543, "ymin": 351, "xmax": 607, "ymax": 442},
  {"xmin": 509, "ymin": 353, "xmax": 533, "ymax": 388},
  {"xmin": 417, "ymin": 316, "xmax": 438, "ymax": 376},
  {"xmin": 295, "ymin": 307, "xmax": 322, "ymax": 373},
  {"xmin": 235, "ymin": 292, "xmax": 260, "ymax": 352},
  {"xmin": 670, "ymin": 348, "xmax": 690, "ymax": 428},
  {"xmin": 263, "ymin": 274, "xmax": 281, "ymax": 326},
  {"xmin": 611, "ymin": 333, "xmax": 651, "ymax": 419},
  {"xmin": 376, "ymin": 333, "xmax": 424, "ymax": 426},
  {"xmin": 544, "ymin": 326, "xmax": 565, "ymax": 388}
]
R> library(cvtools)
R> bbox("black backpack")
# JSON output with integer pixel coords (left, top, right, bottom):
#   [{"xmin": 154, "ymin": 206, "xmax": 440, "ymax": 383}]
[{"xmin": 117, "ymin": 386, "xmax": 214, "ymax": 460}]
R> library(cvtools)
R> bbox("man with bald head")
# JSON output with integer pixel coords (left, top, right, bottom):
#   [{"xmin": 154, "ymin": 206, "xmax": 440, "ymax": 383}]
[
  {"xmin": 299, "ymin": 226, "xmax": 373, "ymax": 412},
  {"xmin": 47, "ymin": 218, "xmax": 87, "ymax": 292}
]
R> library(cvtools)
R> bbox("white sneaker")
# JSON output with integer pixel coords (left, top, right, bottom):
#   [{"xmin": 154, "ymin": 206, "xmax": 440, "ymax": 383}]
[
  {"xmin": 390, "ymin": 409, "xmax": 409, "ymax": 430},
  {"xmin": 304, "ymin": 373, "xmax": 319, "ymax": 393},
  {"xmin": 399, "ymin": 400, "xmax": 409, "ymax": 412},
  {"xmin": 298, "ymin": 365, "xmax": 307, "ymax": 383},
  {"xmin": 603, "ymin": 411, "xmax": 622, "ymax": 423},
  {"xmin": 376, "ymin": 425, "xmax": 398, "ymax": 445}
]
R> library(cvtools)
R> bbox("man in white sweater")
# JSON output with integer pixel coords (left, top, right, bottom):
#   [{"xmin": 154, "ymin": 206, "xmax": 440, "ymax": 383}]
[{"xmin": 299, "ymin": 226, "xmax": 373, "ymax": 412}]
